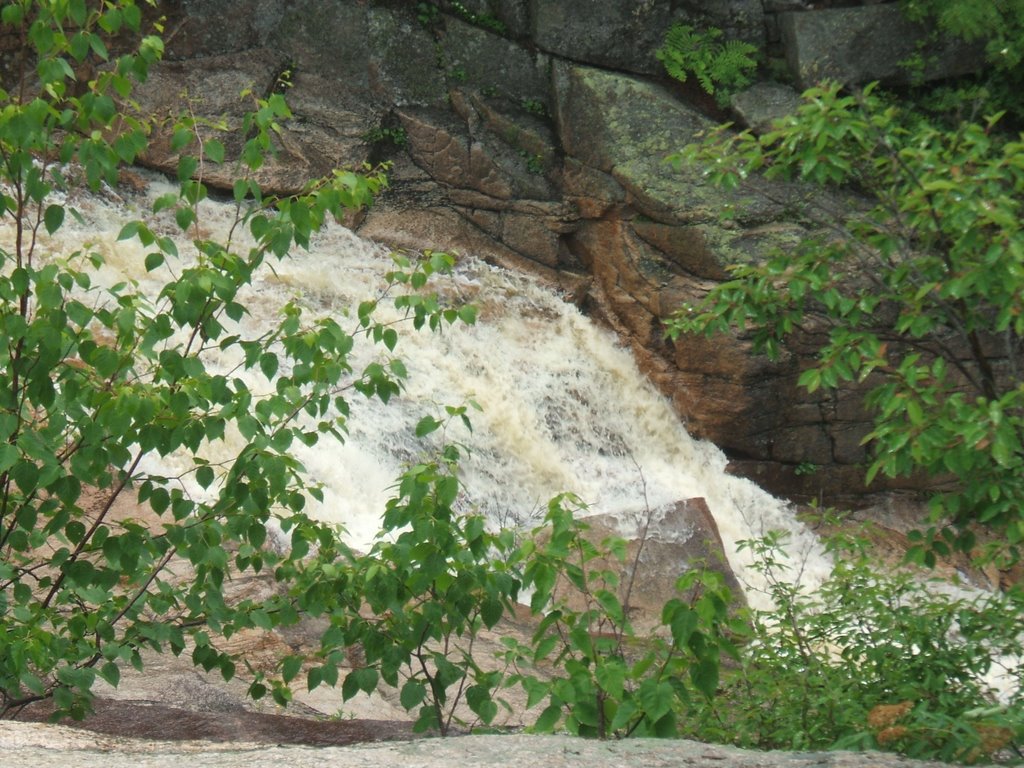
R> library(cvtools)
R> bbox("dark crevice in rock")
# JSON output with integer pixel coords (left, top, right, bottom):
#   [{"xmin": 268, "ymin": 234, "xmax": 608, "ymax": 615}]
[{"xmin": 16, "ymin": 699, "xmax": 422, "ymax": 746}]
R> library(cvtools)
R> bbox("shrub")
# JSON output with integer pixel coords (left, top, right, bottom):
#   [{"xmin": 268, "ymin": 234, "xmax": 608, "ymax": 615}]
[
  {"xmin": 0, "ymin": 0, "xmax": 470, "ymax": 718},
  {"xmin": 503, "ymin": 494, "xmax": 740, "ymax": 738},
  {"xmin": 686, "ymin": 528, "xmax": 1024, "ymax": 762},
  {"xmin": 334, "ymin": 416, "xmax": 521, "ymax": 735}
]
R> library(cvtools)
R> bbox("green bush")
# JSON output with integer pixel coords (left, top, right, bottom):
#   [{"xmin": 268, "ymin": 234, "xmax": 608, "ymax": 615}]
[
  {"xmin": 685, "ymin": 528, "xmax": 1024, "ymax": 762},
  {"xmin": 503, "ymin": 494, "xmax": 740, "ymax": 738},
  {"xmin": 336, "ymin": 418, "xmax": 520, "ymax": 735},
  {"xmin": 0, "ymin": 0, "xmax": 471, "ymax": 719}
]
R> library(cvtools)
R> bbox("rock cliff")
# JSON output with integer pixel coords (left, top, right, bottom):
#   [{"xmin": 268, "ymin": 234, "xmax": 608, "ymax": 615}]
[{"xmin": 133, "ymin": 0, "xmax": 973, "ymax": 501}]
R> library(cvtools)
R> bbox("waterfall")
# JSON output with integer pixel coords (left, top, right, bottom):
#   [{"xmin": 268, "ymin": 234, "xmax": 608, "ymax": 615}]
[{"xmin": 23, "ymin": 171, "xmax": 832, "ymax": 610}]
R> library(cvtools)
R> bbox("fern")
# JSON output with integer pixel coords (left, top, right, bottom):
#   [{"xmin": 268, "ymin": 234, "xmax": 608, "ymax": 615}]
[
  {"xmin": 710, "ymin": 40, "xmax": 759, "ymax": 92},
  {"xmin": 656, "ymin": 24, "xmax": 758, "ymax": 104}
]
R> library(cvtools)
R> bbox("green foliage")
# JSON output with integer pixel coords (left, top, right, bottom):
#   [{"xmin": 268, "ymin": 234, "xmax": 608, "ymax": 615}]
[
  {"xmin": 520, "ymin": 98, "xmax": 548, "ymax": 118},
  {"xmin": 656, "ymin": 24, "xmax": 758, "ymax": 105},
  {"xmin": 414, "ymin": 1, "xmax": 507, "ymax": 35},
  {"xmin": 686, "ymin": 529, "xmax": 1024, "ymax": 763},
  {"xmin": 900, "ymin": 0, "xmax": 1024, "ymax": 72},
  {"xmin": 416, "ymin": 2, "xmax": 440, "ymax": 27},
  {"xmin": 448, "ymin": 1, "xmax": 506, "ymax": 35},
  {"xmin": 667, "ymin": 81, "xmax": 1024, "ymax": 560},
  {"xmin": 519, "ymin": 150, "xmax": 545, "ymax": 175},
  {"xmin": 335, "ymin": 412, "xmax": 520, "ymax": 735},
  {"xmin": 897, "ymin": 0, "xmax": 1024, "ymax": 121},
  {"xmin": 0, "ymin": 0, "xmax": 474, "ymax": 719},
  {"xmin": 503, "ymin": 494, "xmax": 739, "ymax": 739},
  {"xmin": 361, "ymin": 125, "xmax": 408, "ymax": 150}
]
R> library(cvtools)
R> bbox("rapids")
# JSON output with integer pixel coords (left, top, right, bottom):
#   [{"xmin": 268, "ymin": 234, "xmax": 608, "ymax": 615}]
[{"xmin": 17, "ymin": 172, "xmax": 832, "ymax": 609}]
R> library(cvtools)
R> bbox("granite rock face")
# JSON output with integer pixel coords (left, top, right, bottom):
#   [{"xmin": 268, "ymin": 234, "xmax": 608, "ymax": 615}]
[
  {"xmin": 779, "ymin": 4, "xmax": 985, "ymax": 89},
  {"xmin": 131, "ymin": 0, "xmax": 981, "ymax": 499},
  {"xmin": 0, "ymin": 725, "xmax": 960, "ymax": 768}
]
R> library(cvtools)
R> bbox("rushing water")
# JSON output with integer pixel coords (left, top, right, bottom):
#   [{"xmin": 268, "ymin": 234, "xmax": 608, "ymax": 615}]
[{"xmin": 21, "ymin": 172, "xmax": 832, "ymax": 609}]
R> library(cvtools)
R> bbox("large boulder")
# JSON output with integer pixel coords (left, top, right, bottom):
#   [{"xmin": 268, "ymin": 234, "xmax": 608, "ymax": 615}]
[
  {"xmin": 779, "ymin": 4, "xmax": 986, "ymax": 88},
  {"xmin": 580, "ymin": 498, "xmax": 746, "ymax": 634},
  {"xmin": 531, "ymin": 0, "xmax": 765, "ymax": 74},
  {"xmin": 549, "ymin": 63, "xmax": 860, "ymax": 481},
  {"xmin": 132, "ymin": 49, "xmax": 380, "ymax": 194}
]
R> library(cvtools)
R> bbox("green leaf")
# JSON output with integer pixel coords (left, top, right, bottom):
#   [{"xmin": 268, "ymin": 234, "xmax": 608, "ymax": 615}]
[
  {"xmin": 400, "ymin": 679, "xmax": 426, "ymax": 710},
  {"xmin": 414, "ymin": 416, "xmax": 440, "ymax": 437},
  {"xmin": 259, "ymin": 353, "xmax": 278, "ymax": 380},
  {"xmin": 144, "ymin": 251, "xmax": 164, "ymax": 271},
  {"xmin": 206, "ymin": 139, "xmax": 225, "ymax": 164},
  {"xmin": 690, "ymin": 657, "xmax": 719, "ymax": 699},
  {"xmin": 307, "ymin": 666, "xmax": 323, "ymax": 691},
  {"xmin": 98, "ymin": 662, "xmax": 121, "ymax": 688},
  {"xmin": 353, "ymin": 666, "xmax": 378, "ymax": 694},
  {"xmin": 118, "ymin": 221, "xmax": 141, "ymax": 241},
  {"xmin": 906, "ymin": 397, "xmax": 924, "ymax": 426},
  {"xmin": 175, "ymin": 206, "xmax": 195, "ymax": 232},
  {"xmin": 177, "ymin": 155, "xmax": 198, "ymax": 182},
  {"xmin": 480, "ymin": 596, "xmax": 504, "ymax": 628},
  {"xmin": 533, "ymin": 703, "xmax": 563, "ymax": 732},
  {"xmin": 281, "ymin": 655, "xmax": 302, "ymax": 683},
  {"xmin": 467, "ymin": 685, "xmax": 498, "ymax": 723},
  {"xmin": 153, "ymin": 193, "xmax": 178, "ymax": 214},
  {"xmin": 44, "ymin": 204, "xmax": 65, "ymax": 234},
  {"xmin": 195, "ymin": 465, "xmax": 214, "ymax": 489},
  {"xmin": 0, "ymin": 443, "xmax": 18, "ymax": 473},
  {"xmin": 170, "ymin": 127, "xmax": 193, "ymax": 152}
]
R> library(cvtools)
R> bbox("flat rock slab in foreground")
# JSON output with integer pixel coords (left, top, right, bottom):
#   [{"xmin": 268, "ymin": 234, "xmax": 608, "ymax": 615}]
[{"xmin": 2, "ymin": 724, "xmax": 949, "ymax": 768}]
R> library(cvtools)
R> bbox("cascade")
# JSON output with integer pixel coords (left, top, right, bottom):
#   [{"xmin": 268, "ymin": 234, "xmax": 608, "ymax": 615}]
[{"xmin": 21, "ymin": 172, "xmax": 832, "ymax": 609}]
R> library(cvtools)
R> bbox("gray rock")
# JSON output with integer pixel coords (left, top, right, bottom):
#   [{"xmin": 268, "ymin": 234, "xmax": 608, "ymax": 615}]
[
  {"xmin": 169, "ymin": 0, "xmax": 285, "ymax": 57},
  {"xmin": 678, "ymin": 0, "xmax": 767, "ymax": 45},
  {"xmin": 531, "ymin": 0, "xmax": 678, "ymax": 75},
  {"xmin": 730, "ymin": 81, "xmax": 803, "ymax": 134},
  {"xmin": 266, "ymin": 0, "xmax": 373, "ymax": 88},
  {"xmin": 0, "ymin": 725, "xmax": 959, "ymax": 768},
  {"xmin": 367, "ymin": 7, "xmax": 448, "ymax": 108},
  {"xmin": 583, "ymin": 498, "xmax": 747, "ymax": 633},
  {"xmin": 551, "ymin": 62, "xmax": 797, "ymax": 233},
  {"xmin": 439, "ymin": 17, "xmax": 551, "ymax": 107},
  {"xmin": 779, "ymin": 5, "xmax": 986, "ymax": 88},
  {"xmin": 133, "ymin": 50, "xmax": 379, "ymax": 194}
]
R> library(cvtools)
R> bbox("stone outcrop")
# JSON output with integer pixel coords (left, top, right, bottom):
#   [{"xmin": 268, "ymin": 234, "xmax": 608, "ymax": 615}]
[
  {"xmin": 132, "ymin": 0, "xmax": 983, "ymax": 501},
  {"xmin": 778, "ymin": 4, "xmax": 986, "ymax": 88},
  {"xmin": 581, "ymin": 499, "xmax": 746, "ymax": 631},
  {"xmin": 1, "ymin": 724, "xmax": 961, "ymax": 768}
]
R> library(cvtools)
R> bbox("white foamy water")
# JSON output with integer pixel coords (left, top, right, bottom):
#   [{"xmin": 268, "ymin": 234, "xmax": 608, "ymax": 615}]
[{"xmin": 8, "ymin": 173, "xmax": 832, "ymax": 608}]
